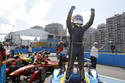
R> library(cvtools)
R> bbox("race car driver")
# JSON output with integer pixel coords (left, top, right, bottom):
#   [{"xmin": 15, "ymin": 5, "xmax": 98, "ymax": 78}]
[{"xmin": 65, "ymin": 6, "xmax": 95, "ymax": 83}]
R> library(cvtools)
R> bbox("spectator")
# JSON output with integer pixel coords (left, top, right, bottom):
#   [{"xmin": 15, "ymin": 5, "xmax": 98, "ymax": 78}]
[
  {"xmin": 59, "ymin": 43, "xmax": 68, "ymax": 68},
  {"xmin": 28, "ymin": 45, "xmax": 32, "ymax": 57},
  {"xmin": 57, "ymin": 41, "xmax": 64, "ymax": 59},
  {"xmin": 4, "ymin": 44, "xmax": 11, "ymax": 59},
  {"xmin": 110, "ymin": 45, "xmax": 115, "ymax": 53},
  {"xmin": 90, "ymin": 42, "xmax": 104, "ymax": 69},
  {"xmin": 49, "ymin": 43, "xmax": 52, "ymax": 48}
]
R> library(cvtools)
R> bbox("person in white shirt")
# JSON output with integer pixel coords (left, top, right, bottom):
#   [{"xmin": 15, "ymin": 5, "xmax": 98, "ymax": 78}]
[
  {"xmin": 90, "ymin": 42, "xmax": 104, "ymax": 68},
  {"xmin": 4, "ymin": 44, "xmax": 10, "ymax": 56},
  {"xmin": 28, "ymin": 45, "xmax": 32, "ymax": 57}
]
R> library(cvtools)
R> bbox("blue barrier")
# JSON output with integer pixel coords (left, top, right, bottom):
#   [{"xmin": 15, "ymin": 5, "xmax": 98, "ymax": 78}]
[
  {"xmin": 14, "ymin": 48, "xmax": 125, "ymax": 67},
  {"xmin": 32, "ymin": 48, "xmax": 57, "ymax": 53},
  {"xmin": 97, "ymin": 54, "xmax": 125, "ymax": 67},
  {"xmin": 84, "ymin": 52, "xmax": 125, "ymax": 67},
  {"xmin": 14, "ymin": 47, "xmax": 57, "ymax": 54},
  {"xmin": 0, "ymin": 64, "xmax": 6, "ymax": 83},
  {"xmin": 14, "ymin": 48, "xmax": 28, "ymax": 54},
  {"xmin": 84, "ymin": 52, "xmax": 90, "ymax": 58}
]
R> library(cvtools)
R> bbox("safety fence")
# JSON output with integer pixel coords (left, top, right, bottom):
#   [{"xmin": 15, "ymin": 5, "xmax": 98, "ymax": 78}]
[
  {"xmin": 14, "ymin": 48, "xmax": 125, "ymax": 67},
  {"xmin": 0, "ymin": 64, "xmax": 6, "ymax": 83}
]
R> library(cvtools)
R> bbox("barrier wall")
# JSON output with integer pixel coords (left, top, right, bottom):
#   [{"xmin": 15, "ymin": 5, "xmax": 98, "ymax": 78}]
[
  {"xmin": 14, "ymin": 48, "xmax": 28, "ymax": 54},
  {"xmin": 14, "ymin": 47, "xmax": 57, "ymax": 54},
  {"xmin": 14, "ymin": 48, "xmax": 125, "ymax": 67},
  {"xmin": 97, "ymin": 54, "xmax": 125, "ymax": 67},
  {"xmin": 84, "ymin": 52, "xmax": 125, "ymax": 67},
  {"xmin": 0, "ymin": 64, "xmax": 6, "ymax": 83}
]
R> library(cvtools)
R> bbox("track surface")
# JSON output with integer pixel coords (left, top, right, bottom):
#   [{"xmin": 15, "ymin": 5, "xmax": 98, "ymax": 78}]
[{"xmin": 99, "ymin": 75, "xmax": 125, "ymax": 83}]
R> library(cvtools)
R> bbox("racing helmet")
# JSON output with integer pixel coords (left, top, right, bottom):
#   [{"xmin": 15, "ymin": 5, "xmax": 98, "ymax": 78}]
[
  {"xmin": 72, "ymin": 14, "xmax": 83, "ymax": 25},
  {"xmin": 36, "ymin": 54, "xmax": 42, "ymax": 60}
]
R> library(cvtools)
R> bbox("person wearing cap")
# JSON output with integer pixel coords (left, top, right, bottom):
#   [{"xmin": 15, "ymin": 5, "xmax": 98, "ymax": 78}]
[
  {"xmin": 57, "ymin": 43, "xmax": 68, "ymax": 77},
  {"xmin": 90, "ymin": 42, "xmax": 104, "ymax": 69},
  {"xmin": 57, "ymin": 41, "xmax": 64, "ymax": 53},
  {"xmin": 65, "ymin": 6, "xmax": 95, "ymax": 83},
  {"xmin": 57, "ymin": 41, "xmax": 67, "ymax": 67},
  {"xmin": 56, "ymin": 41, "xmax": 64, "ymax": 59},
  {"xmin": 58, "ymin": 43, "xmax": 68, "ymax": 70}
]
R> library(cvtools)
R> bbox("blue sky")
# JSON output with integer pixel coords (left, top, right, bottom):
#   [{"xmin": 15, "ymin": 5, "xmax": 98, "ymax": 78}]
[{"xmin": 0, "ymin": 0, "xmax": 125, "ymax": 33}]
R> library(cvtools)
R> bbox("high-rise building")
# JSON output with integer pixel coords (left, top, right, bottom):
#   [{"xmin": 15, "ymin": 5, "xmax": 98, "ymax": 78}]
[
  {"xmin": 94, "ymin": 24, "xmax": 106, "ymax": 47},
  {"xmin": 106, "ymin": 12, "xmax": 125, "ymax": 51}
]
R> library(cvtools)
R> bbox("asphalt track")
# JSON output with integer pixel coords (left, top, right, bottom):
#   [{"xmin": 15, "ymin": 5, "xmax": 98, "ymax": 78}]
[
  {"xmin": 99, "ymin": 75, "xmax": 125, "ymax": 83},
  {"xmin": 96, "ymin": 64, "xmax": 125, "ymax": 80}
]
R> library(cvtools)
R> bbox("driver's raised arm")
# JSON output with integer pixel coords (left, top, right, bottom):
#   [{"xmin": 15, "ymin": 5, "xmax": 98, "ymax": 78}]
[
  {"xmin": 66, "ymin": 6, "xmax": 75, "ymax": 32},
  {"xmin": 83, "ymin": 8, "xmax": 95, "ymax": 31}
]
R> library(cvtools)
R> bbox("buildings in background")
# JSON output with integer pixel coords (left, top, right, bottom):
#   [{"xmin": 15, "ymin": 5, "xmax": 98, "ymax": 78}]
[
  {"xmin": 0, "ymin": 33, "xmax": 7, "ymax": 41},
  {"xmin": 93, "ymin": 24, "xmax": 107, "ymax": 49},
  {"xmin": 106, "ymin": 12, "xmax": 125, "ymax": 51},
  {"xmin": 2, "ymin": 12, "xmax": 125, "ymax": 51},
  {"xmin": 5, "ymin": 26, "xmax": 54, "ymax": 46},
  {"xmin": 45, "ymin": 23, "xmax": 68, "ymax": 42},
  {"xmin": 85, "ymin": 12, "xmax": 125, "ymax": 52},
  {"xmin": 4, "ymin": 23, "xmax": 67, "ymax": 47}
]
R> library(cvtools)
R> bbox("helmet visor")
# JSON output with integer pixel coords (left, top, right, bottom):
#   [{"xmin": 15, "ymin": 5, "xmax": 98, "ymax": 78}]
[
  {"xmin": 72, "ymin": 15, "xmax": 83, "ymax": 24},
  {"xmin": 76, "ymin": 16, "xmax": 83, "ymax": 21}
]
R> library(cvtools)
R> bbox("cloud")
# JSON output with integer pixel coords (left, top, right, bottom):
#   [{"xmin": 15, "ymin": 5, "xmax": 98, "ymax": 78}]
[
  {"xmin": 0, "ymin": 24, "xmax": 15, "ymax": 33},
  {"xmin": 0, "ymin": 17, "xmax": 9, "ymax": 24},
  {"xmin": 0, "ymin": 0, "xmax": 56, "ymax": 33},
  {"xmin": 25, "ymin": 0, "xmax": 55, "ymax": 26}
]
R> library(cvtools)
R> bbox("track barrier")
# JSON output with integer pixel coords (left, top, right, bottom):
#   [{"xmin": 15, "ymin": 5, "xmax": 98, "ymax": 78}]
[
  {"xmin": 0, "ymin": 64, "xmax": 6, "ymax": 83},
  {"xmin": 14, "ymin": 48, "xmax": 125, "ymax": 67}
]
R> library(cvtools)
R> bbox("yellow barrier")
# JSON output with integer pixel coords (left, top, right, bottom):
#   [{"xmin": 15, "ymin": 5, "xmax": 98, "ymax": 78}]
[{"xmin": 34, "ymin": 42, "xmax": 47, "ymax": 48}]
